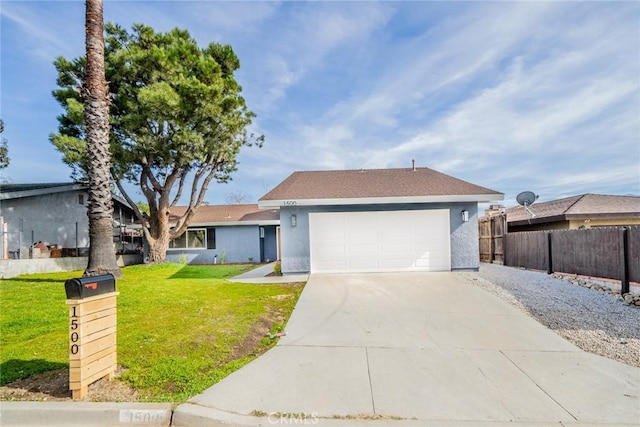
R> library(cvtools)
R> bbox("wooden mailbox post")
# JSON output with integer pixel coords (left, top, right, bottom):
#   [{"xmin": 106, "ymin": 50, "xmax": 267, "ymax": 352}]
[{"xmin": 64, "ymin": 274, "xmax": 118, "ymax": 400}]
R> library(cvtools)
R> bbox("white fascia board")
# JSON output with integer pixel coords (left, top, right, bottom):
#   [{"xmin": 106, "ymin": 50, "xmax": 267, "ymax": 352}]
[
  {"xmin": 186, "ymin": 220, "xmax": 280, "ymax": 227},
  {"xmin": 259, "ymin": 194, "xmax": 504, "ymax": 208}
]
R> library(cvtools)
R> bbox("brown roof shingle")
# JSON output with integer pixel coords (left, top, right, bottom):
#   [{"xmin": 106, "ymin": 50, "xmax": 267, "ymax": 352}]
[
  {"xmin": 259, "ymin": 167, "xmax": 502, "ymax": 202},
  {"xmin": 507, "ymin": 194, "xmax": 640, "ymax": 223},
  {"xmin": 169, "ymin": 204, "xmax": 279, "ymax": 225}
]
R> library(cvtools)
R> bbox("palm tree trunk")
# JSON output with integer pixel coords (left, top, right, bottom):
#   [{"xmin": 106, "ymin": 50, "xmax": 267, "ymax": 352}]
[{"xmin": 84, "ymin": 0, "xmax": 121, "ymax": 278}]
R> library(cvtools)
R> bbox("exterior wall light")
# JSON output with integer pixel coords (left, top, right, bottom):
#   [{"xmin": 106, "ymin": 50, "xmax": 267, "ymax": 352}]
[
  {"xmin": 291, "ymin": 214, "xmax": 297, "ymax": 227},
  {"xmin": 461, "ymin": 210, "xmax": 469, "ymax": 222}
]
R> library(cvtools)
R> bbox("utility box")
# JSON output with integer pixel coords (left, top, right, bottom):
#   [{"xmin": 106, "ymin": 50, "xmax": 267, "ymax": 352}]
[{"xmin": 64, "ymin": 274, "xmax": 118, "ymax": 400}]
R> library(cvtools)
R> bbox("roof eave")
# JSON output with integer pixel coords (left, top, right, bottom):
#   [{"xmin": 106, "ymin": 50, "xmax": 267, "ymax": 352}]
[
  {"xmin": 565, "ymin": 212, "xmax": 640, "ymax": 220},
  {"xmin": 258, "ymin": 193, "xmax": 504, "ymax": 208},
  {"xmin": 508, "ymin": 214, "xmax": 567, "ymax": 226},
  {"xmin": 0, "ymin": 184, "xmax": 87, "ymax": 200}
]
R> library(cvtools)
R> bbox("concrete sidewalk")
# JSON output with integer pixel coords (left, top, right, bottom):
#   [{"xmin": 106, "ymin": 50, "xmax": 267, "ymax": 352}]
[
  {"xmin": 228, "ymin": 262, "xmax": 309, "ymax": 284},
  {"xmin": 173, "ymin": 272, "xmax": 640, "ymax": 426}
]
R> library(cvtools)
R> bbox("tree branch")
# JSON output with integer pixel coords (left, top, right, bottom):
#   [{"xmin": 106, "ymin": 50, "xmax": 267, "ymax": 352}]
[
  {"xmin": 114, "ymin": 177, "xmax": 150, "ymax": 230},
  {"xmin": 170, "ymin": 170, "xmax": 188, "ymax": 207},
  {"xmin": 140, "ymin": 154, "xmax": 164, "ymax": 193}
]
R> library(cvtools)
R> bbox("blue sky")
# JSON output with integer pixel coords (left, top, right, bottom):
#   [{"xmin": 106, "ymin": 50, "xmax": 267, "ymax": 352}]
[{"xmin": 1, "ymin": 1, "xmax": 639, "ymax": 208}]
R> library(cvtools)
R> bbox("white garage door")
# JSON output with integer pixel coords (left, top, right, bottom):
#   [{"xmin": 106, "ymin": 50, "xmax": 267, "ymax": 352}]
[{"xmin": 309, "ymin": 210, "xmax": 451, "ymax": 273}]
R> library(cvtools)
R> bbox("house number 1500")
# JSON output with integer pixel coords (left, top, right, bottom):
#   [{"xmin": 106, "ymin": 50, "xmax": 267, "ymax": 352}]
[
  {"xmin": 283, "ymin": 200, "xmax": 297, "ymax": 206},
  {"xmin": 70, "ymin": 306, "xmax": 79, "ymax": 355}
]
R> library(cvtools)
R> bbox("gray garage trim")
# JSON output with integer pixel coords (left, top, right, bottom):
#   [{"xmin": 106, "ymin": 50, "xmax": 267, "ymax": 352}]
[{"xmin": 279, "ymin": 202, "xmax": 479, "ymax": 274}]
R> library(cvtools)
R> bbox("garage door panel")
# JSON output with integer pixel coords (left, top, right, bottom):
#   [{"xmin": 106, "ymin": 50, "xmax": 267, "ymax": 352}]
[
  {"xmin": 348, "ymin": 244, "xmax": 378, "ymax": 255},
  {"xmin": 381, "ymin": 259, "xmax": 415, "ymax": 270},
  {"xmin": 310, "ymin": 210, "xmax": 450, "ymax": 273},
  {"xmin": 381, "ymin": 228, "xmax": 412, "ymax": 240},
  {"xmin": 348, "ymin": 259, "xmax": 380, "ymax": 270},
  {"xmin": 380, "ymin": 244, "xmax": 413, "ymax": 257}
]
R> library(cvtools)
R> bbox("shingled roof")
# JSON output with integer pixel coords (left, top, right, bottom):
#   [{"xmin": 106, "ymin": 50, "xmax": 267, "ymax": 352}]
[
  {"xmin": 169, "ymin": 204, "xmax": 279, "ymax": 226},
  {"xmin": 507, "ymin": 194, "xmax": 640, "ymax": 225},
  {"xmin": 259, "ymin": 167, "xmax": 502, "ymax": 207}
]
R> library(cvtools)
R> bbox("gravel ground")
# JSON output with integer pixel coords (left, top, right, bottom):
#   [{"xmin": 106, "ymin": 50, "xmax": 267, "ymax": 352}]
[{"xmin": 464, "ymin": 263, "xmax": 640, "ymax": 368}]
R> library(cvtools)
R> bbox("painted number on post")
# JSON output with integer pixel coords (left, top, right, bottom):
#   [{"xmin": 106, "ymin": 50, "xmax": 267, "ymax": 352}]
[
  {"xmin": 119, "ymin": 409, "xmax": 169, "ymax": 424},
  {"xmin": 70, "ymin": 306, "xmax": 79, "ymax": 355}
]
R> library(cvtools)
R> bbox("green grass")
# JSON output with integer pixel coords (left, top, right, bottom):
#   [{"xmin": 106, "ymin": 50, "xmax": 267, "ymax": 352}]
[{"xmin": 0, "ymin": 263, "xmax": 304, "ymax": 402}]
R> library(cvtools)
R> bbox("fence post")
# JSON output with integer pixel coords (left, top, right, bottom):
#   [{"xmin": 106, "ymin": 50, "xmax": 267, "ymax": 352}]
[
  {"xmin": 547, "ymin": 232, "xmax": 553, "ymax": 275},
  {"xmin": 502, "ymin": 214, "xmax": 508, "ymax": 265},
  {"xmin": 503, "ymin": 228, "xmax": 508, "ymax": 266},
  {"xmin": 621, "ymin": 227, "xmax": 630, "ymax": 295},
  {"xmin": 489, "ymin": 217, "xmax": 495, "ymax": 263}
]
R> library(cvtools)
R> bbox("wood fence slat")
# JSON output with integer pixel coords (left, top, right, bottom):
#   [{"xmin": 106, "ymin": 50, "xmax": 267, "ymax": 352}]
[
  {"xmin": 628, "ymin": 226, "xmax": 640, "ymax": 283},
  {"xmin": 500, "ymin": 226, "xmax": 639, "ymax": 284}
]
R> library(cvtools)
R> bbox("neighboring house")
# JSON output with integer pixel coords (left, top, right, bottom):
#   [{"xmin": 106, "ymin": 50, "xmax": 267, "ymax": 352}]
[
  {"xmin": 0, "ymin": 182, "xmax": 137, "ymax": 259},
  {"xmin": 258, "ymin": 167, "xmax": 503, "ymax": 274},
  {"xmin": 505, "ymin": 194, "xmax": 640, "ymax": 232},
  {"xmin": 166, "ymin": 204, "xmax": 280, "ymax": 264}
]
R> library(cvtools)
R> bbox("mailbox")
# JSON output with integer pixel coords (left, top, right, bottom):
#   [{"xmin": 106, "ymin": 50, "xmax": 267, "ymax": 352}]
[{"xmin": 64, "ymin": 274, "xmax": 116, "ymax": 299}]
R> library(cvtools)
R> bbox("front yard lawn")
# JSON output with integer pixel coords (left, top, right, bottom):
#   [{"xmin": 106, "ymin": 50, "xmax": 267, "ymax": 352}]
[{"xmin": 0, "ymin": 263, "xmax": 304, "ymax": 402}]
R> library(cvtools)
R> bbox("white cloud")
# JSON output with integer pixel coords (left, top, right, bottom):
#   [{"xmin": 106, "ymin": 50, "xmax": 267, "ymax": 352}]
[
  {"xmin": 1, "ymin": 2, "xmax": 83, "ymax": 62},
  {"xmin": 1, "ymin": 1, "xmax": 637, "ymax": 203},
  {"xmin": 304, "ymin": 1, "xmax": 639, "ymax": 200}
]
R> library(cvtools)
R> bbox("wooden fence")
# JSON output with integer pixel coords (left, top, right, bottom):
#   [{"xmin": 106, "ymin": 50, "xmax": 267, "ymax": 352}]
[
  {"xmin": 495, "ymin": 226, "xmax": 639, "ymax": 293},
  {"xmin": 479, "ymin": 214, "xmax": 506, "ymax": 264}
]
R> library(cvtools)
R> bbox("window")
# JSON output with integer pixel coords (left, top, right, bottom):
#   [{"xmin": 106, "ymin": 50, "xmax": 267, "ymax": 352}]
[
  {"xmin": 78, "ymin": 194, "xmax": 84, "ymax": 205},
  {"xmin": 170, "ymin": 229, "xmax": 206, "ymax": 249}
]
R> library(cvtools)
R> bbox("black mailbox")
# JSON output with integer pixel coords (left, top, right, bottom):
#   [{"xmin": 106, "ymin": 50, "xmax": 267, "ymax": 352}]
[{"xmin": 64, "ymin": 274, "xmax": 116, "ymax": 299}]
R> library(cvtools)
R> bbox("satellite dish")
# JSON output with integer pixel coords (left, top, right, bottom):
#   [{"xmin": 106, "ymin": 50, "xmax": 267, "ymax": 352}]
[
  {"xmin": 516, "ymin": 191, "xmax": 538, "ymax": 206},
  {"xmin": 516, "ymin": 191, "xmax": 539, "ymax": 218}
]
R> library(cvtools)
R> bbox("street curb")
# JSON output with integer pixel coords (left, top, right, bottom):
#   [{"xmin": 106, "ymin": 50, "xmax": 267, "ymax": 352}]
[
  {"xmin": 0, "ymin": 401, "xmax": 172, "ymax": 426},
  {"xmin": 172, "ymin": 403, "xmax": 259, "ymax": 426},
  {"xmin": 171, "ymin": 403, "xmax": 640, "ymax": 427}
]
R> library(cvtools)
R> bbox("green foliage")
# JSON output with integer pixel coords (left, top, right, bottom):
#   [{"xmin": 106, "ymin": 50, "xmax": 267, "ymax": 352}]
[
  {"xmin": 50, "ymin": 23, "xmax": 264, "ymax": 261},
  {"xmin": 178, "ymin": 252, "xmax": 188, "ymax": 265},
  {"xmin": 136, "ymin": 201, "xmax": 150, "ymax": 215},
  {"xmin": 273, "ymin": 261, "xmax": 282, "ymax": 275},
  {"xmin": 0, "ymin": 119, "xmax": 9, "ymax": 169},
  {"xmin": 51, "ymin": 23, "xmax": 262, "ymax": 183},
  {"xmin": 0, "ymin": 264, "xmax": 304, "ymax": 402}
]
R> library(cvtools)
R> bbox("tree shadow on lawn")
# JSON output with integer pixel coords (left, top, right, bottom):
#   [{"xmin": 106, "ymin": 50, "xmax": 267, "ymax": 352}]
[
  {"xmin": 1, "ymin": 359, "xmax": 67, "ymax": 386},
  {"xmin": 2, "ymin": 277, "xmax": 67, "ymax": 284}
]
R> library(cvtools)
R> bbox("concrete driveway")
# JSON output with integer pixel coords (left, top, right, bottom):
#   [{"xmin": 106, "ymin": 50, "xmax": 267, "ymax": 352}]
[{"xmin": 173, "ymin": 272, "xmax": 640, "ymax": 426}]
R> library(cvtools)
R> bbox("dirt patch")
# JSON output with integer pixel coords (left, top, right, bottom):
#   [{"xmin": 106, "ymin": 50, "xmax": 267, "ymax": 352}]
[
  {"xmin": 0, "ymin": 366, "xmax": 138, "ymax": 402},
  {"xmin": 2, "ymin": 315, "xmax": 286, "ymax": 402}
]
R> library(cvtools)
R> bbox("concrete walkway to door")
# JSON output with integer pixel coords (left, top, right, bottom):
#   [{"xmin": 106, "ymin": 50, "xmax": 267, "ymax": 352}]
[{"xmin": 173, "ymin": 273, "xmax": 640, "ymax": 426}]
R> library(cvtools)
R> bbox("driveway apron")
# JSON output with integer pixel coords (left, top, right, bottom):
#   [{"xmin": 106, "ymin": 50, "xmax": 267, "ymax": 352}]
[{"xmin": 174, "ymin": 272, "xmax": 640, "ymax": 426}]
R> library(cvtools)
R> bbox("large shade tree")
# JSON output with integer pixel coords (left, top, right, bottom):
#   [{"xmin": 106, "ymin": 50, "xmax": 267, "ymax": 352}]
[
  {"xmin": 51, "ymin": 23, "xmax": 262, "ymax": 263},
  {"xmin": 83, "ymin": 0, "xmax": 121, "ymax": 277}
]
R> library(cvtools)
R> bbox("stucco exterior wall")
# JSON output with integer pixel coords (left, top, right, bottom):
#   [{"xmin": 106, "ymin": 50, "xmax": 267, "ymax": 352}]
[
  {"xmin": 280, "ymin": 202, "xmax": 479, "ymax": 274},
  {"xmin": 0, "ymin": 190, "xmax": 90, "ymax": 254},
  {"xmin": 261, "ymin": 225, "xmax": 278, "ymax": 262},
  {"xmin": 166, "ymin": 225, "xmax": 262, "ymax": 264}
]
